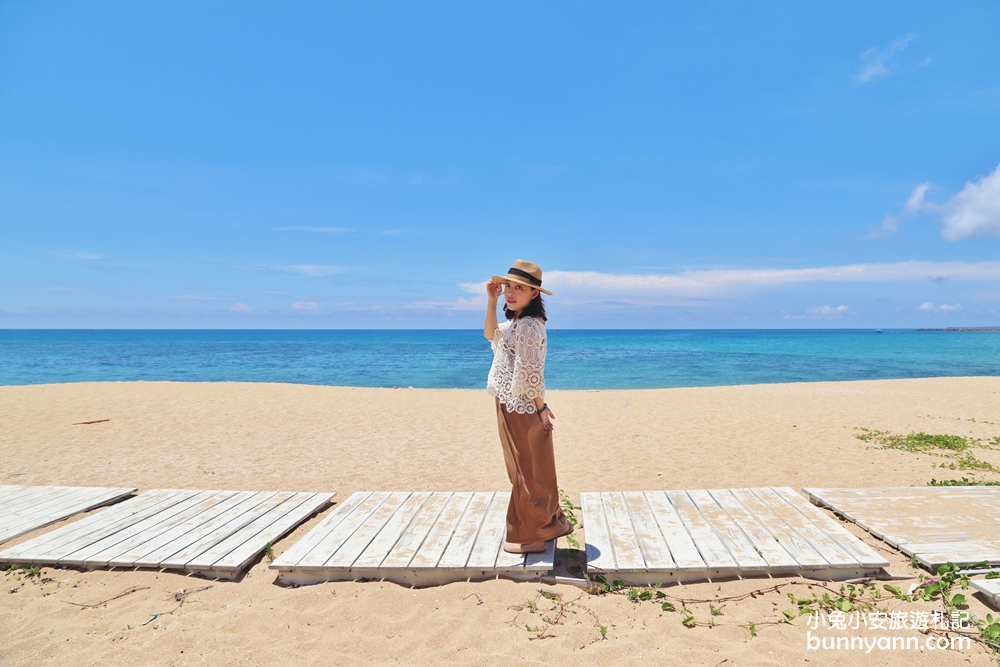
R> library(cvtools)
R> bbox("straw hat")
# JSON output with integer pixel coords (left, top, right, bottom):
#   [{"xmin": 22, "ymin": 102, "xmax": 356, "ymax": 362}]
[{"xmin": 491, "ymin": 259, "xmax": 552, "ymax": 295}]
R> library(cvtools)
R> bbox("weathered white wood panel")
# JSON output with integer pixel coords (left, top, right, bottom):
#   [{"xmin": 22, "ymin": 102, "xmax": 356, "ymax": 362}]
[
  {"xmin": 582, "ymin": 488, "xmax": 888, "ymax": 585},
  {"xmin": 805, "ymin": 486, "xmax": 1000, "ymax": 569},
  {"xmin": 271, "ymin": 491, "xmax": 556, "ymax": 586},
  {"xmin": 971, "ymin": 579, "xmax": 1000, "ymax": 610},
  {"xmin": 0, "ymin": 486, "xmax": 136, "ymax": 545},
  {"xmin": 0, "ymin": 489, "xmax": 333, "ymax": 579}
]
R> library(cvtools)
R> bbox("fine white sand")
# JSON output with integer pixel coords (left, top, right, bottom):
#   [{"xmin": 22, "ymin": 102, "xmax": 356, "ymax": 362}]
[{"xmin": 2, "ymin": 378, "xmax": 999, "ymax": 666}]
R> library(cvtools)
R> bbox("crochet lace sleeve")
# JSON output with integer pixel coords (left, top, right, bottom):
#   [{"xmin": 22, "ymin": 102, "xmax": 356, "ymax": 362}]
[
  {"xmin": 511, "ymin": 318, "xmax": 546, "ymax": 400},
  {"xmin": 491, "ymin": 320, "xmax": 512, "ymax": 353}
]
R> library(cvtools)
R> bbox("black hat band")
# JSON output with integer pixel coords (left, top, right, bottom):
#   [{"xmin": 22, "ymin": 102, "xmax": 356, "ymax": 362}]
[{"xmin": 507, "ymin": 267, "xmax": 542, "ymax": 286}]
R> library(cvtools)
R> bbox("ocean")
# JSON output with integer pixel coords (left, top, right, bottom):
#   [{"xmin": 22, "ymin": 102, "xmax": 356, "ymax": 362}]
[{"xmin": 2, "ymin": 329, "xmax": 999, "ymax": 390}]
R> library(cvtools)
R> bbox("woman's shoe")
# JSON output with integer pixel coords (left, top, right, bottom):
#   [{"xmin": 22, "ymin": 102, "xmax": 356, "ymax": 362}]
[{"xmin": 503, "ymin": 541, "xmax": 547, "ymax": 554}]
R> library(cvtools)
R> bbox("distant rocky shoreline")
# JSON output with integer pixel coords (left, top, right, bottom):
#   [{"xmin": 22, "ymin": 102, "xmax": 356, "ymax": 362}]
[{"xmin": 918, "ymin": 327, "xmax": 1000, "ymax": 332}]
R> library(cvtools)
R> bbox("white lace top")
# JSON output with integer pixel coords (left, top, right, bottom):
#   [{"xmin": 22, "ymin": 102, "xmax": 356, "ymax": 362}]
[{"xmin": 487, "ymin": 317, "xmax": 546, "ymax": 414}]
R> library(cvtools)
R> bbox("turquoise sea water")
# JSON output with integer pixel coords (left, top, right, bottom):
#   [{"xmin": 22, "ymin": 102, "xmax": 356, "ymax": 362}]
[{"xmin": 1, "ymin": 329, "xmax": 998, "ymax": 389}]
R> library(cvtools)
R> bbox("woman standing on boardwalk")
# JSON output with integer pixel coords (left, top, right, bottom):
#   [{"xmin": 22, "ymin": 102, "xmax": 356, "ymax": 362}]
[{"xmin": 485, "ymin": 260, "xmax": 573, "ymax": 554}]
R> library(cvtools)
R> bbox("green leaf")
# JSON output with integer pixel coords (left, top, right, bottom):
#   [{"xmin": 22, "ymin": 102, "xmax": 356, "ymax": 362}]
[
  {"xmin": 838, "ymin": 598, "xmax": 852, "ymax": 612},
  {"xmin": 748, "ymin": 621, "xmax": 757, "ymax": 637},
  {"xmin": 661, "ymin": 601, "xmax": 675, "ymax": 612},
  {"xmin": 985, "ymin": 571, "xmax": 999, "ymax": 579},
  {"xmin": 951, "ymin": 593, "xmax": 966, "ymax": 607}
]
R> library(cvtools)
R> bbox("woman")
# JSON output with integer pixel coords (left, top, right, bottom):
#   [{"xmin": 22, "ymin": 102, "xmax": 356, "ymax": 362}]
[{"xmin": 484, "ymin": 259, "xmax": 573, "ymax": 554}]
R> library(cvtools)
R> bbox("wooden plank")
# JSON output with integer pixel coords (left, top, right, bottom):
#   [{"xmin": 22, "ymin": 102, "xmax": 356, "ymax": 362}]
[
  {"xmin": 622, "ymin": 492, "xmax": 675, "ymax": 570},
  {"xmin": 0, "ymin": 486, "xmax": 59, "ymax": 513},
  {"xmin": 466, "ymin": 492, "xmax": 510, "ymax": 569},
  {"xmin": 2, "ymin": 486, "xmax": 96, "ymax": 519},
  {"xmin": 198, "ymin": 492, "xmax": 333, "ymax": 571},
  {"xmin": 325, "ymin": 492, "xmax": 412, "ymax": 568},
  {"xmin": 1, "ymin": 490, "xmax": 183, "ymax": 563},
  {"xmin": 439, "ymin": 492, "xmax": 494, "ymax": 569},
  {"xmin": 78, "ymin": 491, "xmax": 226, "ymax": 567},
  {"xmin": 687, "ymin": 490, "xmax": 768, "ymax": 571},
  {"xmin": 600, "ymin": 492, "xmax": 646, "ymax": 571},
  {"xmin": 109, "ymin": 491, "xmax": 261, "ymax": 566},
  {"xmin": 0, "ymin": 490, "xmax": 181, "ymax": 561},
  {"xmin": 665, "ymin": 491, "xmax": 737, "ymax": 570},
  {"xmin": 525, "ymin": 539, "xmax": 556, "ymax": 571},
  {"xmin": 380, "ymin": 492, "xmax": 452, "ymax": 568},
  {"xmin": 409, "ymin": 492, "xmax": 473, "ymax": 568},
  {"xmin": 971, "ymin": 579, "xmax": 1000, "ymax": 609},
  {"xmin": 753, "ymin": 488, "xmax": 858, "ymax": 566},
  {"xmin": 581, "ymin": 492, "xmax": 616, "ymax": 572},
  {"xmin": 773, "ymin": 487, "xmax": 887, "ymax": 568},
  {"xmin": 97, "ymin": 491, "xmax": 243, "ymax": 566},
  {"xmin": 708, "ymin": 489, "xmax": 799, "ymax": 568},
  {"xmin": 0, "ymin": 486, "xmax": 137, "ymax": 545},
  {"xmin": 161, "ymin": 492, "xmax": 294, "ymax": 568},
  {"xmin": 643, "ymin": 491, "xmax": 705, "ymax": 570},
  {"xmin": 296, "ymin": 492, "xmax": 392, "ymax": 569},
  {"xmin": 272, "ymin": 492, "xmax": 373, "ymax": 567},
  {"xmin": 728, "ymin": 488, "xmax": 826, "ymax": 567},
  {"xmin": 353, "ymin": 492, "xmax": 432, "ymax": 569}
]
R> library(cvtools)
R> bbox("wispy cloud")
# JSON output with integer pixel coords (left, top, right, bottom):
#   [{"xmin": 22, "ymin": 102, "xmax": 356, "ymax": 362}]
[
  {"xmin": 273, "ymin": 226, "xmax": 352, "ymax": 233},
  {"xmin": 865, "ymin": 183, "xmax": 933, "ymax": 238},
  {"xmin": 869, "ymin": 163, "xmax": 1000, "ymax": 240},
  {"xmin": 785, "ymin": 305, "xmax": 854, "ymax": 320},
  {"xmin": 275, "ymin": 265, "xmax": 344, "ymax": 277},
  {"xmin": 292, "ymin": 301, "xmax": 319, "ymax": 310},
  {"xmin": 542, "ymin": 261, "xmax": 1000, "ymax": 305},
  {"xmin": 918, "ymin": 302, "xmax": 962, "ymax": 313},
  {"xmin": 230, "ymin": 302, "xmax": 251, "ymax": 312},
  {"xmin": 72, "ymin": 251, "xmax": 105, "ymax": 261},
  {"xmin": 857, "ymin": 35, "xmax": 914, "ymax": 84},
  {"xmin": 405, "ymin": 296, "xmax": 486, "ymax": 311}
]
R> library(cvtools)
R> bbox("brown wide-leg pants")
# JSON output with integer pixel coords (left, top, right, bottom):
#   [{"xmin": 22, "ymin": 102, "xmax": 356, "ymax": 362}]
[{"xmin": 496, "ymin": 398, "xmax": 572, "ymax": 543}]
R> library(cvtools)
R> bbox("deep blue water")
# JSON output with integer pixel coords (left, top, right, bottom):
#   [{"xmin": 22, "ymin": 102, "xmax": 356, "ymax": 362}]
[{"xmin": 1, "ymin": 329, "xmax": 999, "ymax": 389}]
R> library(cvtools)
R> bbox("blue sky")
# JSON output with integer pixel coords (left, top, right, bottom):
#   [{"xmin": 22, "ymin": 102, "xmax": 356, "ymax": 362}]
[{"xmin": 2, "ymin": 1, "xmax": 999, "ymax": 329}]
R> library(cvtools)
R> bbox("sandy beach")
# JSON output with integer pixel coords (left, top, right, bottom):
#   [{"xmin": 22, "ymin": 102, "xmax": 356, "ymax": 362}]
[{"xmin": 2, "ymin": 377, "xmax": 1000, "ymax": 666}]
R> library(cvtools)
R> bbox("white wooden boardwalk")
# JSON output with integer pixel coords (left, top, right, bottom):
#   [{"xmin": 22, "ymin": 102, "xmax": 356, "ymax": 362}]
[
  {"xmin": 0, "ymin": 489, "xmax": 333, "ymax": 579},
  {"xmin": 582, "ymin": 488, "xmax": 888, "ymax": 585},
  {"xmin": 972, "ymin": 579, "xmax": 1000, "ymax": 610},
  {"xmin": 0, "ymin": 485, "xmax": 136, "ymax": 545},
  {"xmin": 271, "ymin": 491, "xmax": 555, "ymax": 586},
  {"xmin": 805, "ymin": 486, "xmax": 1000, "ymax": 570}
]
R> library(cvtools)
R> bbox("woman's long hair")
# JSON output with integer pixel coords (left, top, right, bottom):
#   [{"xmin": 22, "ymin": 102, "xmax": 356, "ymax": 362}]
[{"xmin": 504, "ymin": 293, "xmax": 546, "ymax": 322}]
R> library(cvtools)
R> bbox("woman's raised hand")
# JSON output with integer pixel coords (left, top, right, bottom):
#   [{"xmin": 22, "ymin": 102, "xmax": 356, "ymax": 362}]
[{"xmin": 486, "ymin": 281, "xmax": 503, "ymax": 299}]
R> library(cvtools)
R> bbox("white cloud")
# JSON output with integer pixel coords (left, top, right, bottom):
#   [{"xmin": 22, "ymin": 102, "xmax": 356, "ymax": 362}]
[
  {"xmin": 918, "ymin": 302, "xmax": 962, "ymax": 313},
  {"xmin": 866, "ymin": 183, "xmax": 932, "ymax": 238},
  {"xmin": 292, "ymin": 301, "xmax": 319, "ymax": 310},
  {"xmin": 72, "ymin": 251, "xmax": 104, "ymax": 261},
  {"xmin": 459, "ymin": 282, "xmax": 486, "ymax": 294},
  {"xmin": 869, "ymin": 163, "xmax": 1000, "ymax": 240},
  {"xmin": 231, "ymin": 302, "xmax": 251, "ymax": 313},
  {"xmin": 857, "ymin": 35, "xmax": 914, "ymax": 84},
  {"xmin": 940, "ymin": 163, "xmax": 1000, "ymax": 240},
  {"xmin": 543, "ymin": 261, "xmax": 1000, "ymax": 304},
  {"xmin": 276, "ymin": 265, "xmax": 344, "ymax": 277},
  {"xmin": 405, "ymin": 296, "xmax": 485, "ymax": 311},
  {"xmin": 807, "ymin": 305, "xmax": 852, "ymax": 316},
  {"xmin": 274, "ymin": 226, "xmax": 351, "ymax": 233}
]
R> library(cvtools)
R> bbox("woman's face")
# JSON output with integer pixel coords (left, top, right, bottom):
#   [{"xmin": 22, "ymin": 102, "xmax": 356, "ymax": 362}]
[{"xmin": 503, "ymin": 281, "xmax": 539, "ymax": 313}]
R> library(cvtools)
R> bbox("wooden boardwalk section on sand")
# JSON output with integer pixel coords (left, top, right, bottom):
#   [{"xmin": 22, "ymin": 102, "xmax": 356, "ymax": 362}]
[
  {"xmin": 582, "ymin": 488, "xmax": 888, "ymax": 584},
  {"xmin": 972, "ymin": 579, "xmax": 1000, "ymax": 610},
  {"xmin": 805, "ymin": 486, "xmax": 1000, "ymax": 570},
  {"xmin": 0, "ymin": 489, "xmax": 333, "ymax": 579},
  {"xmin": 0, "ymin": 485, "xmax": 136, "ymax": 545},
  {"xmin": 271, "ymin": 491, "xmax": 555, "ymax": 586}
]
